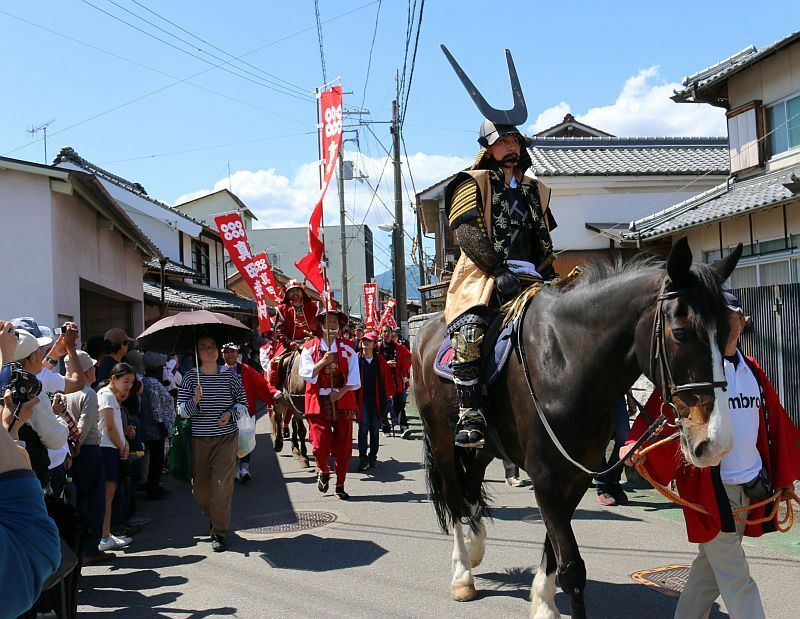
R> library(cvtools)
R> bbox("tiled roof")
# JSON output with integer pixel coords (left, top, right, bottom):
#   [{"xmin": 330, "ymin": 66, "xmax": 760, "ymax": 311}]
[
  {"xmin": 54, "ymin": 147, "xmax": 205, "ymax": 227},
  {"xmin": 143, "ymin": 280, "xmax": 256, "ymax": 313},
  {"xmin": 673, "ymin": 31, "xmax": 800, "ymax": 103},
  {"xmin": 626, "ymin": 165, "xmax": 800, "ymax": 240},
  {"xmin": 527, "ymin": 137, "xmax": 729, "ymax": 176},
  {"xmin": 144, "ymin": 257, "xmax": 204, "ymax": 279}
]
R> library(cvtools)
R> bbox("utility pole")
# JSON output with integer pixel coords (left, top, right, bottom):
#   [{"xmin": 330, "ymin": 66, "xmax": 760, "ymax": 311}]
[
  {"xmin": 415, "ymin": 205, "xmax": 427, "ymax": 313},
  {"xmin": 337, "ymin": 149, "xmax": 349, "ymax": 313},
  {"xmin": 391, "ymin": 94, "xmax": 408, "ymax": 333}
]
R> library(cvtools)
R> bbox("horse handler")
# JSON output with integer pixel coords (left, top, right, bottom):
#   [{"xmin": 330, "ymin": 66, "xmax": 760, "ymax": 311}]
[
  {"xmin": 622, "ymin": 292, "xmax": 800, "ymax": 619},
  {"xmin": 298, "ymin": 303, "xmax": 360, "ymax": 500}
]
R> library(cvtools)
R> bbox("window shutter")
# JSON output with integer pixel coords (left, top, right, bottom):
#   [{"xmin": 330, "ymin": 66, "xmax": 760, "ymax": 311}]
[{"xmin": 727, "ymin": 101, "xmax": 763, "ymax": 174}]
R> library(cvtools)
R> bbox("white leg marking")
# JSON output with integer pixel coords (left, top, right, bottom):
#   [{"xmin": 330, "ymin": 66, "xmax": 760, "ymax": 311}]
[
  {"xmin": 451, "ymin": 522, "xmax": 477, "ymax": 601},
  {"xmin": 530, "ymin": 568, "xmax": 560, "ymax": 619},
  {"xmin": 464, "ymin": 505, "xmax": 487, "ymax": 568}
]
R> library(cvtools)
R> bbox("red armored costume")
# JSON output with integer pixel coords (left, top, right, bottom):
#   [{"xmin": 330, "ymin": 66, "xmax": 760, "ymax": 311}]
[{"xmin": 269, "ymin": 280, "xmax": 319, "ymax": 387}]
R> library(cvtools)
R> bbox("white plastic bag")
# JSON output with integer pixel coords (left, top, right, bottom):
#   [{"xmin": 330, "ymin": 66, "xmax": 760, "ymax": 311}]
[{"xmin": 237, "ymin": 414, "xmax": 256, "ymax": 457}]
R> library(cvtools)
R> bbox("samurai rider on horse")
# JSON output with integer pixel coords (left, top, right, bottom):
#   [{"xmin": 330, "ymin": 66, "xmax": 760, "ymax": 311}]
[
  {"xmin": 442, "ymin": 47, "xmax": 558, "ymax": 449},
  {"xmin": 269, "ymin": 280, "xmax": 320, "ymax": 389}
]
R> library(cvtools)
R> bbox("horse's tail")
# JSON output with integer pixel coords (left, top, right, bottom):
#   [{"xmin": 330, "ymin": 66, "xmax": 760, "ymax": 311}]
[{"xmin": 423, "ymin": 433, "xmax": 491, "ymax": 534}]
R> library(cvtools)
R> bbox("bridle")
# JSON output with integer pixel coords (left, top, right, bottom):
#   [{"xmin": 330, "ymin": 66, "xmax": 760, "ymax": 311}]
[
  {"xmin": 649, "ymin": 279, "xmax": 728, "ymax": 427},
  {"xmin": 514, "ymin": 277, "xmax": 727, "ymax": 477}
]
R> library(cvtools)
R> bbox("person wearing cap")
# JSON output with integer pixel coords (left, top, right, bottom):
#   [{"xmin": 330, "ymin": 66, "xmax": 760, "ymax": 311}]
[
  {"xmin": 95, "ymin": 328, "xmax": 133, "ymax": 388},
  {"xmin": 621, "ymin": 291, "xmax": 800, "ymax": 619},
  {"xmin": 443, "ymin": 122, "xmax": 557, "ymax": 448},
  {"xmin": 378, "ymin": 324, "xmax": 411, "ymax": 435},
  {"xmin": 356, "ymin": 331, "xmax": 393, "ymax": 470},
  {"xmin": 221, "ymin": 342, "xmax": 280, "ymax": 483},
  {"xmin": 353, "ymin": 326, "xmax": 365, "ymax": 353},
  {"xmin": 1, "ymin": 329, "xmax": 69, "ymax": 488},
  {"xmin": 269, "ymin": 281, "xmax": 320, "ymax": 389},
  {"xmin": 298, "ymin": 302, "xmax": 360, "ymax": 500}
]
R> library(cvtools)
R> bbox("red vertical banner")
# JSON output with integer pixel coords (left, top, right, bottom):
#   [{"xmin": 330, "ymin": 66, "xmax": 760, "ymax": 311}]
[
  {"xmin": 252, "ymin": 253, "xmax": 284, "ymax": 304},
  {"xmin": 378, "ymin": 297, "xmax": 397, "ymax": 330},
  {"xmin": 363, "ymin": 283, "xmax": 378, "ymax": 329},
  {"xmin": 295, "ymin": 85, "xmax": 343, "ymax": 292},
  {"xmin": 215, "ymin": 212, "xmax": 272, "ymax": 335}
]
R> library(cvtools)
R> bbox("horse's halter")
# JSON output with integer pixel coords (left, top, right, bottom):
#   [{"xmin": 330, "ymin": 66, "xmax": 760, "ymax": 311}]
[{"xmin": 650, "ymin": 279, "xmax": 728, "ymax": 426}]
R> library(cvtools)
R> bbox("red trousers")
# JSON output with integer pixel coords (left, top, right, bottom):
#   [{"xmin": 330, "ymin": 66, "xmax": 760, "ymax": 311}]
[{"xmin": 307, "ymin": 415, "xmax": 353, "ymax": 487}]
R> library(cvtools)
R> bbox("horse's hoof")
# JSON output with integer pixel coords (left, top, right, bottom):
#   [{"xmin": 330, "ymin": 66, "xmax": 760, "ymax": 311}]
[
  {"xmin": 470, "ymin": 557, "xmax": 482, "ymax": 569},
  {"xmin": 451, "ymin": 583, "xmax": 478, "ymax": 602}
]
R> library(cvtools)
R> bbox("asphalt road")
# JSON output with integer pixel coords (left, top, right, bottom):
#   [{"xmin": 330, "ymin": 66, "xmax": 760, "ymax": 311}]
[{"xmin": 78, "ymin": 411, "xmax": 800, "ymax": 618}]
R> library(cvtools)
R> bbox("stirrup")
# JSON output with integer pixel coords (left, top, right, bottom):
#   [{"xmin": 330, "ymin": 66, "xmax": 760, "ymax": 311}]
[{"xmin": 455, "ymin": 408, "xmax": 486, "ymax": 448}]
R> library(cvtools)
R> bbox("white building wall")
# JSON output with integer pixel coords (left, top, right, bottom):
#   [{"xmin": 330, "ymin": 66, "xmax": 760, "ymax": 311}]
[
  {"xmin": 0, "ymin": 170, "xmax": 56, "ymax": 322},
  {"xmin": 542, "ymin": 176, "xmax": 727, "ymax": 250}
]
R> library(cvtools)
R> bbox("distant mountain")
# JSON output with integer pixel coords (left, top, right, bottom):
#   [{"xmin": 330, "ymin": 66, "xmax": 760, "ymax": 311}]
[{"xmin": 375, "ymin": 265, "xmax": 435, "ymax": 300}]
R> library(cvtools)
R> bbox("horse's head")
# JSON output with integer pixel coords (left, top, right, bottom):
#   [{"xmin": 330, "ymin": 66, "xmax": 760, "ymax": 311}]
[{"xmin": 642, "ymin": 237, "xmax": 742, "ymax": 468}]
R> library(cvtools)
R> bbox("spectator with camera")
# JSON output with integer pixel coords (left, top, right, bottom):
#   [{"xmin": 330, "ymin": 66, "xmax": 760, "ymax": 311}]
[{"xmin": 2, "ymin": 330, "xmax": 69, "ymax": 488}]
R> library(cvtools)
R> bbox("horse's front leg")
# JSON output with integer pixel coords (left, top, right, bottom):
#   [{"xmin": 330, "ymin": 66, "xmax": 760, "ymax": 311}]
[
  {"xmin": 451, "ymin": 521, "xmax": 478, "ymax": 601},
  {"xmin": 272, "ymin": 403, "xmax": 284, "ymax": 452},
  {"xmin": 463, "ymin": 504, "xmax": 487, "ymax": 568},
  {"xmin": 532, "ymin": 478, "xmax": 588, "ymax": 619},
  {"xmin": 531, "ymin": 535, "xmax": 559, "ymax": 619}
]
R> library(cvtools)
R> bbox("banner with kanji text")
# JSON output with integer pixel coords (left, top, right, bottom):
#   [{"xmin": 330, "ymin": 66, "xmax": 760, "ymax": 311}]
[
  {"xmin": 363, "ymin": 283, "xmax": 379, "ymax": 329},
  {"xmin": 378, "ymin": 297, "xmax": 397, "ymax": 330},
  {"xmin": 214, "ymin": 212, "xmax": 273, "ymax": 335},
  {"xmin": 295, "ymin": 85, "xmax": 343, "ymax": 292}
]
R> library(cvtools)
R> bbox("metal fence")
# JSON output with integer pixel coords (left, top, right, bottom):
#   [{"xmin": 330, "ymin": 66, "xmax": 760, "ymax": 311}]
[{"xmin": 732, "ymin": 283, "xmax": 800, "ymax": 427}]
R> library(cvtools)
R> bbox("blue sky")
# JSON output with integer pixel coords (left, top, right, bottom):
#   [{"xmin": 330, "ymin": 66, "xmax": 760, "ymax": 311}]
[{"xmin": 2, "ymin": 1, "xmax": 799, "ymax": 275}]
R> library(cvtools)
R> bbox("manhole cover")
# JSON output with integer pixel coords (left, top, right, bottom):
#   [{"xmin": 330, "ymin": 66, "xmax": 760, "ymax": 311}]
[
  {"xmin": 631, "ymin": 565, "xmax": 691, "ymax": 597},
  {"xmin": 238, "ymin": 511, "xmax": 337, "ymax": 535}
]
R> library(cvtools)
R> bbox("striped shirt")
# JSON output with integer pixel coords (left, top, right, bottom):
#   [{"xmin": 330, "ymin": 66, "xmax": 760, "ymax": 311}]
[{"xmin": 177, "ymin": 367, "xmax": 248, "ymax": 437}]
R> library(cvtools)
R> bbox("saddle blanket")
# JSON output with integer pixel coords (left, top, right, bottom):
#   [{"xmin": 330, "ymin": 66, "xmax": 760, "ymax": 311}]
[{"xmin": 433, "ymin": 320, "xmax": 514, "ymax": 386}]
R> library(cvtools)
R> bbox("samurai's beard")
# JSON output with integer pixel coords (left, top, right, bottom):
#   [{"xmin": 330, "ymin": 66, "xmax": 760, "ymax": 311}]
[{"xmin": 500, "ymin": 154, "xmax": 519, "ymax": 167}]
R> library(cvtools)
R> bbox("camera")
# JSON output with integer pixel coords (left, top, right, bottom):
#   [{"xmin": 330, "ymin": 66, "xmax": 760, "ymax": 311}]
[
  {"xmin": 4, "ymin": 362, "xmax": 42, "ymax": 404},
  {"xmin": 58, "ymin": 323, "xmax": 76, "ymax": 334}
]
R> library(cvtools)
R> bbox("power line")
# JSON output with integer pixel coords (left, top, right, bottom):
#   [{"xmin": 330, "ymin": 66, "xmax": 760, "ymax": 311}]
[
  {"xmin": 400, "ymin": 0, "xmax": 425, "ymax": 124},
  {"xmin": 79, "ymin": 0, "xmax": 314, "ymax": 103},
  {"xmin": 3, "ymin": 2, "xmax": 378, "ymax": 156},
  {"xmin": 129, "ymin": 0, "xmax": 312, "ymax": 97},
  {"xmin": 314, "ymin": 0, "xmax": 327, "ymax": 84},
  {"xmin": 359, "ymin": 0, "xmax": 382, "ymax": 112}
]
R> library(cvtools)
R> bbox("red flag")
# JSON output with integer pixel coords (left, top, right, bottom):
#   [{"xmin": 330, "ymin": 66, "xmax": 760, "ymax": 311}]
[
  {"xmin": 378, "ymin": 297, "xmax": 397, "ymax": 330},
  {"xmin": 295, "ymin": 85, "xmax": 343, "ymax": 292},
  {"xmin": 214, "ymin": 212, "xmax": 272, "ymax": 335},
  {"xmin": 252, "ymin": 252, "xmax": 284, "ymax": 304},
  {"xmin": 363, "ymin": 283, "xmax": 379, "ymax": 329}
]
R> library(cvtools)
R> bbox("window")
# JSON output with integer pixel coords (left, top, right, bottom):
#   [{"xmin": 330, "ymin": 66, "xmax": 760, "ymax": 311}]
[
  {"xmin": 728, "ymin": 265, "xmax": 757, "ymax": 288},
  {"xmin": 766, "ymin": 93, "xmax": 800, "ymax": 157},
  {"xmin": 760, "ymin": 261, "xmax": 790, "ymax": 286},
  {"xmin": 727, "ymin": 102, "xmax": 761, "ymax": 172},
  {"xmin": 268, "ymin": 252, "xmax": 281, "ymax": 268},
  {"xmin": 191, "ymin": 239, "xmax": 210, "ymax": 285}
]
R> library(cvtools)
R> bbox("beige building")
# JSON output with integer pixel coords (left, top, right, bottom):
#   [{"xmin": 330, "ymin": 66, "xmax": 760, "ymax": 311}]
[
  {"xmin": 0, "ymin": 157, "xmax": 161, "ymax": 339},
  {"xmin": 623, "ymin": 31, "xmax": 800, "ymax": 287}
]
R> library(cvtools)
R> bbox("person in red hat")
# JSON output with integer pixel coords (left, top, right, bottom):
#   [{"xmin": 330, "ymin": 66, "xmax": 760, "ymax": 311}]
[
  {"xmin": 269, "ymin": 281, "xmax": 320, "ymax": 389},
  {"xmin": 356, "ymin": 331, "xmax": 393, "ymax": 470},
  {"xmin": 298, "ymin": 302, "xmax": 360, "ymax": 500}
]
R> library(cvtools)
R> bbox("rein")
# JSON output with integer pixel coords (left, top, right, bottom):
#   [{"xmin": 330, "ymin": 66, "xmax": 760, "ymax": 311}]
[{"xmin": 513, "ymin": 277, "xmax": 725, "ymax": 478}]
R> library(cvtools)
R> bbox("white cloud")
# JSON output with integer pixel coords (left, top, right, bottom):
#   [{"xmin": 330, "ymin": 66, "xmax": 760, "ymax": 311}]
[{"xmin": 527, "ymin": 67, "xmax": 727, "ymax": 137}]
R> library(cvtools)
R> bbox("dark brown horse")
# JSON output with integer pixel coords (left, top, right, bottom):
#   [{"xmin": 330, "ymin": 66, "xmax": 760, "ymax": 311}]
[
  {"xmin": 271, "ymin": 350, "xmax": 310, "ymax": 468},
  {"xmin": 413, "ymin": 239, "xmax": 741, "ymax": 618}
]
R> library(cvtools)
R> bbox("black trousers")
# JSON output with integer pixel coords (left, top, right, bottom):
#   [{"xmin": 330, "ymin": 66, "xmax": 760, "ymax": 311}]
[{"xmin": 145, "ymin": 439, "xmax": 165, "ymax": 492}]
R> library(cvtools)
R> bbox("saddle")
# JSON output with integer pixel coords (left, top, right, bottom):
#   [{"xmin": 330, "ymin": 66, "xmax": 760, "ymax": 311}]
[{"xmin": 433, "ymin": 311, "xmax": 515, "ymax": 386}]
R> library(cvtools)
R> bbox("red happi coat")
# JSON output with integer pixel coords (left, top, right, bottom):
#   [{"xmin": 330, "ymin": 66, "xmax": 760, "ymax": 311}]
[
  {"xmin": 628, "ymin": 356, "xmax": 800, "ymax": 543},
  {"xmin": 276, "ymin": 300, "xmax": 320, "ymax": 345},
  {"xmin": 232, "ymin": 362, "xmax": 279, "ymax": 416},
  {"xmin": 356, "ymin": 351, "xmax": 394, "ymax": 423},
  {"xmin": 378, "ymin": 340, "xmax": 411, "ymax": 396},
  {"xmin": 303, "ymin": 337, "xmax": 358, "ymax": 415}
]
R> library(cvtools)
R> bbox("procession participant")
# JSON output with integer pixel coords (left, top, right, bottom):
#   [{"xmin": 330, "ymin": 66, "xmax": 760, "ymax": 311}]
[
  {"xmin": 221, "ymin": 342, "xmax": 281, "ymax": 483},
  {"xmin": 269, "ymin": 280, "xmax": 319, "ymax": 388},
  {"xmin": 258, "ymin": 329, "xmax": 287, "ymax": 439},
  {"xmin": 356, "ymin": 331, "xmax": 393, "ymax": 470},
  {"xmin": 622, "ymin": 292, "xmax": 800, "ymax": 619},
  {"xmin": 298, "ymin": 302, "xmax": 360, "ymax": 500},
  {"xmin": 178, "ymin": 336, "xmax": 248, "ymax": 552},
  {"xmin": 377, "ymin": 324, "xmax": 410, "ymax": 434},
  {"xmin": 443, "ymin": 118, "xmax": 557, "ymax": 448}
]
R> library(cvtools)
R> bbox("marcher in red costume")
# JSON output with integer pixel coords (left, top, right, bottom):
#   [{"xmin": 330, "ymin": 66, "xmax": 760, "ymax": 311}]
[
  {"xmin": 298, "ymin": 303, "xmax": 360, "ymax": 500},
  {"xmin": 269, "ymin": 281, "xmax": 319, "ymax": 387},
  {"xmin": 378, "ymin": 324, "xmax": 411, "ymax": 433},
  {"xmin": 622, "ymin": 292, "xmax": 800, "ymax": 619}
]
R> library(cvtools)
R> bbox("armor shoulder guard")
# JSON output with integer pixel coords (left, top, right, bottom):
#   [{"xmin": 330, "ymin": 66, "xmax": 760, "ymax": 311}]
[{"xmin": 445, "ymin": 172, "xmax": 481, "ymax": 230}]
